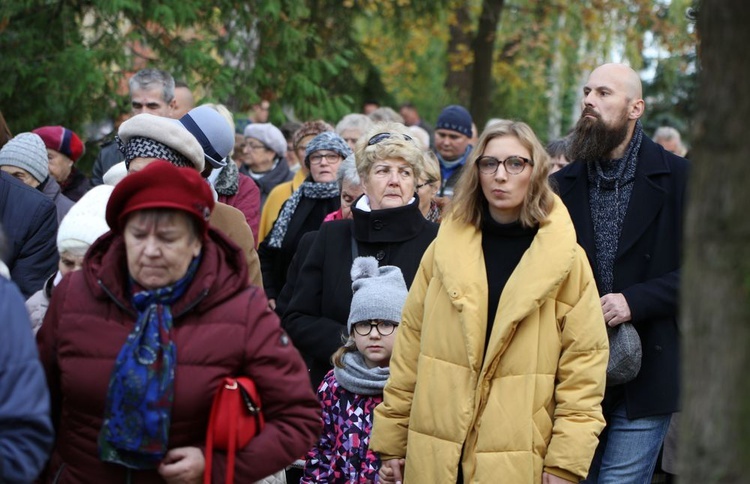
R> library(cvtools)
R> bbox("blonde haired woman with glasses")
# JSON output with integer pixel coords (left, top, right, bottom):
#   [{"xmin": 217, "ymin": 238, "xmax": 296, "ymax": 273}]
[{"xmin": 371, "ymin": 120, "xmax": 609, "ymax": 484}]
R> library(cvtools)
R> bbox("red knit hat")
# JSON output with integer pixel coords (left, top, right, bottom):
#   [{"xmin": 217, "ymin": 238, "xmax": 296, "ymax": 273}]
[
  {"xmin": 32, "ymin": 126, "xmax": 85, "ymax": 162},
  {"xmin": 106, "ymin": 160, "xmax": 214, "ymax": 235}
]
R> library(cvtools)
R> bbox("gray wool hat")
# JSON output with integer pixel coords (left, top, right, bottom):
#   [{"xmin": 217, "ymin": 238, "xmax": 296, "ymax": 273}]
[
  {"xmin": 180, "ymin": 105, "xmax": 232, "ymax": 168},
  {"xmin": 305, "ymin": 131, "xmax": 352, "ymax": 168},
  {"xmin": 243, "ymin": 123, "xmax": 287, "ymax": 158},
  {"xmin": 347, "ymin": 256, "xmax": 408, "ymax": 332},
  {"xmin": 0, "ymin": 132, "xmax": 49, "ymax": 183}
]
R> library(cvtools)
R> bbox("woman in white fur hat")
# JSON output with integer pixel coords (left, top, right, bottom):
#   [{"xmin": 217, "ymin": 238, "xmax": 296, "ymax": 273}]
[{"xmin": 25, "ymin": 185, "xmax": 114, "ymax": 333}]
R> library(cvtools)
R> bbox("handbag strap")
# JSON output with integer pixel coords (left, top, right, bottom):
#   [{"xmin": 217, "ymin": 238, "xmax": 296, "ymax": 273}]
[{"xmin": 203, "ymin": 378, "xmax": 242, "ymax": 484}]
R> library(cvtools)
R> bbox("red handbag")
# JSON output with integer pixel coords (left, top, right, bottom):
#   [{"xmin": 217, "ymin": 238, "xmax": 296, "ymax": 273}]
[{"xmin": 204, "ymin": 377, "xmax": 265, "ymax": 484}]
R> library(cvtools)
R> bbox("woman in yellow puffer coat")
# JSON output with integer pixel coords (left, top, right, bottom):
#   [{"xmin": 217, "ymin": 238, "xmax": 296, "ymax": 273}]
[{"xmin": 371, "ymin": 120, "xmax": 609, "ymax": 483}]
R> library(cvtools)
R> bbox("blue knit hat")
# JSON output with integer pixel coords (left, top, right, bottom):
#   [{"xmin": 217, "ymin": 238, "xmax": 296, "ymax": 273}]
[
  {"xmin": 436, "ymin": 105, "xmax": 473, "ymax": 138},
  {"xmin": 304, "ymin": 132, "xmax": 352, "ymax": 168}
]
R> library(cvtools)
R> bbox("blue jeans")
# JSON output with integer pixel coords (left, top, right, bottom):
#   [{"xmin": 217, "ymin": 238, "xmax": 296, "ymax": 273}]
[{"xmin": 583, "ymin": 401, "xmax": 672, "ymax": 483}]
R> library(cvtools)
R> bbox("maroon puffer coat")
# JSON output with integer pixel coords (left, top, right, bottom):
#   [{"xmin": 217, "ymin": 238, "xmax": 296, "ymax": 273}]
[{"xmin": 37, "ymin": 228, "xmax": 321, "ymax": 483}]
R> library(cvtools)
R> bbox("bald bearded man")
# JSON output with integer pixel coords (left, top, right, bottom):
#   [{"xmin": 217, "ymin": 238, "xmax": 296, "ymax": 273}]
[{"xmin": 553, "ymin": 63, "xmax": 688, "ymax": 483}]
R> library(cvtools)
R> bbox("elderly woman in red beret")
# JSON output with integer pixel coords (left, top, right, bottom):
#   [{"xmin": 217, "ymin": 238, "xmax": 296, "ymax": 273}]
[{"xmin": 37, "ymin": 161, "xmax": 320, "ymax": 483}]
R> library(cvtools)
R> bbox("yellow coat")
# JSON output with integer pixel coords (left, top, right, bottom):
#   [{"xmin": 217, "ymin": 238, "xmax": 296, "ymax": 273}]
[{"xmin": 370, "ymin": 195, "xmax": 608, "ymax": 483}]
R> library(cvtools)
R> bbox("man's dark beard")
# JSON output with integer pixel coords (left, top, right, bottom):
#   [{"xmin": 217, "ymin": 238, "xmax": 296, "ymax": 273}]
[{"xmin": 568, "ymin": 109, "xmax": 630, "ymax": 163}]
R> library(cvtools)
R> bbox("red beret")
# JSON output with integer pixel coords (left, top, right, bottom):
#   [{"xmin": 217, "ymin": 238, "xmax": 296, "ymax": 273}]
[
  {"xmin": 106, "ymin": 160, "xmax": 214, "ymax": 235},
  {"xmin": 32, "ymin": 126, "xmax": 85, "ymax": 162}
]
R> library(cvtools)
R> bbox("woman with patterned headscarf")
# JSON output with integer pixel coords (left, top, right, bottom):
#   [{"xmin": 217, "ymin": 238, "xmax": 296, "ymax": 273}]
[{"xmin": 258, "ymin": 132, "xmax": 351, "ymax": 309}]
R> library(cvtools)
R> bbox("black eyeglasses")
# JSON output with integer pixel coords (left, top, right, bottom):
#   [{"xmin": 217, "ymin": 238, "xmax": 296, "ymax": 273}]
[
  {"xmin": 353, "ymin": 320, "xmax": 398, "ymax": 336},
  {"xmin": 416, "ymin": 180, "xmax": 436, "ymax": 190},
  {"xmin": 476, "ymin": 155, "xmax": 534, "ymax": 175},
  {"xmin": 367, "ymin": 132, "xmax": 414, "ymax": 146}
]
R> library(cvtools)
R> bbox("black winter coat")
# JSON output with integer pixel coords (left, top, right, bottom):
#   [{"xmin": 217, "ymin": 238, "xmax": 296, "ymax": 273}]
[
  {"xmin": 552, "ymin": 136, "xmax": 688, "ymax": 418},
  {"xmin": 282, "ymin": 198, "xmax": 438, "ymax": 387}
]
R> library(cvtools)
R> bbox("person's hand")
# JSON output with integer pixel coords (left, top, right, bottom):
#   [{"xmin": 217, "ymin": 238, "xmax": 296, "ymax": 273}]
[
  {"xmin": 268, "ymin": 298, "xmax": 276, "ymax": 311},
  {"xmin": 542, "ymin": 472, "xmax": 576, "ymax": 483},
  {"xmin": 158, "ymin": 447, "xmax": 205, "ymax": 484},
  {"xmin": 379, "ymin": 458, "xmax": 405, "ymax": 484},
  {"xmin": 600, "ymin": 293, "xmax": 631, "ymax": 327}
]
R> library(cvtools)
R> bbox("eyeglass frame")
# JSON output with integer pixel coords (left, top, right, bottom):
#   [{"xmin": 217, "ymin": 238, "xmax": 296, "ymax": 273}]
[
  {"xmin": 352, "ymin": 320, "xmax": 398, "ymax": 336},
  {"xmin": 476, "ymin": 155, "xmax": 534, "ymax": 176},
  {"xmin": 415, "ymin": 179, "xmax": 437, "ymax": 190},
  {"xmin": 308, "ymin": 152, "xmax": 344, "ymax": 165},
  {"xmin": 367, "ymin": 132, "xmax": 414, "ymax": 146}
]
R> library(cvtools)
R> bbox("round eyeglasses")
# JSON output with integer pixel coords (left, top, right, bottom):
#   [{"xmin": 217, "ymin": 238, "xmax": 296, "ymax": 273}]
[
  {"xmin": 353, "ymin": 320, "xmax": 398, "ymax": 336},
  {"xmin": 477, "ymin": 155, "xmax": 533, "ymax": 175}
]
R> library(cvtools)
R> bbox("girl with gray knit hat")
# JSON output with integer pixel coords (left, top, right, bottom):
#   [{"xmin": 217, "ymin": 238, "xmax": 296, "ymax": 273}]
[{"xmin": 301, "ymin": 256, "xmax": 407, "ymax": 483}]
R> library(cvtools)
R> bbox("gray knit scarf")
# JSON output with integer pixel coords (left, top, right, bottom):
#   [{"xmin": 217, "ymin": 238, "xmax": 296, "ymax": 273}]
[
  {"xmin": 214, "ymin": 158, "xmax": 239, "ymax": 196},
  {"xmin": 333, "ymin": 351, "xmax": 391, "ymax": 396},
  {"xmin": 587, "ymin": 120, "xmax": 643, "ymax": 294},
  {"xmin": 266, "ymin": 178, "xmax": 339, "ymax": 248}
]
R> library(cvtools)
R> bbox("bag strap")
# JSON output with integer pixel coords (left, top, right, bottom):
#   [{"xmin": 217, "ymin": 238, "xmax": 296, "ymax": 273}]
[{"xmin": 204, "ymin": 378, "xmax": 242, "ymax": 484}]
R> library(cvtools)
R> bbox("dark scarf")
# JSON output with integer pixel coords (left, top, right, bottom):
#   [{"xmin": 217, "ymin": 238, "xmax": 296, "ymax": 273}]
[
  {"xmin": 333, "ymin": 351, "xmax": 390, "ymax": 396},
  {"xmin": 587, "ymin": 120, "xmax": 643, "ymax": 294},
  {"xmin": 266, "ymin": 177, "xmax": 339, "ymax": 248},
  {"xmin": 98, "ymin": 255, "xmax": 201, "ymax": 469},
  {"xmin": 214, "ymin": 159, "xmax": 239, "ymax": 196}
]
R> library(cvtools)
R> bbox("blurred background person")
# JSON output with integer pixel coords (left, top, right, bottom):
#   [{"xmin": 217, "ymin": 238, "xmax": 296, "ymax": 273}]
[
  {"xmin": 416, "ymin": 151, "xmax": 442, "ymax": 222},
  {"xmin": 546, "ymin": 137, "xmax": 570, "ymax": 174},
  {"xmin": 372, "ymin": 120, "xmax": 608, "ymax": 484},
  {"xmin": 259, "ymin": 120, "xmax": 333, "ymax": 243},
  {"xmin": 91, "ymin": 68, "xmax": 177, "ymax": 185},
  {"xmin": 26, "ymin": 185, "xmax": 113, "ymax": 333},
  {"xmin": 0, "ymin": 132, "xmax": 73, "ymax": 223},
  {"xmin": 281, "ymin": 120, "xmax": 303, "ymax": 172},
  {"xmin": 323, "ymin": 154, "xmax": 364, "ymax": 222},
  {"xmin": 433, "ymin": 104, "xmax": 474, "ymax": 197},
  {"xmin": 170, "ymin": 80, "xmax": 195, "ymax": 119},
  {"xmin": 0, "ymin": 110, "xmax": 13, "ymax": 148},
  {"xmin": 181, "ymin": 104, "xmax": 262, "ymax": 242},
  {"xmin": 653, "ymin": 126, "xmax": 688, "ymax": 158},
  {"xmin": 37, "ymin": 161, "xmax": 320, "ymax": 483},
  {"xmin": 33, "ymin": 125, "xmax": 90, "ymax": 201},
  {"xmin": 243, "ymin": 122, "xmax": 292, "ymax": 207},
  {"xmin": 399, "ymin": 102, "xmax": 433, "ymax": 147},
  {"xmin": 336, "ymin": 113, "xmax": 374, "ymax": 152},
  {"xmin": 259, "ymin": 132, "xmax": 351, "ymax": 309}
]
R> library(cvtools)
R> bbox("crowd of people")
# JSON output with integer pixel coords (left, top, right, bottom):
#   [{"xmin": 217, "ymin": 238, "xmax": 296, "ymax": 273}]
[{"xmin": 0, "ymin": 62, "xmax": 688, "ymax": 483}]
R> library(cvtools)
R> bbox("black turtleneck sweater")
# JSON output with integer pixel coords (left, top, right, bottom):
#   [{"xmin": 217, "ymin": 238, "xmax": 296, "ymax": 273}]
[{"xmin": 481, "ymin": 208, "xmax": 538, "ymax": 356}]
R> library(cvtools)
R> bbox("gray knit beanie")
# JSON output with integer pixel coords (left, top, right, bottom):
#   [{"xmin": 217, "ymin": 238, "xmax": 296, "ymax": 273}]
[
  {"xmin": 347, "ymin": 256, "xmax": 408, "ymax": 332},
  {"xmin": 305, "ymin": 131, "xmax": 352, "ymax": 168},
  {"xmin": 0, "ymin": 133, "xmax": 49, "ymax": 183}
]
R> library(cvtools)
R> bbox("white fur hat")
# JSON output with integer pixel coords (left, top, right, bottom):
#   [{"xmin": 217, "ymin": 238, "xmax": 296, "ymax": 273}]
[
  {"xmin": 57, "ymin": 185, "xmax": 114, "ymax": 252},
  {"xmin": 118, "ymin": 113, "xmax": 205, "ymax": 172}
]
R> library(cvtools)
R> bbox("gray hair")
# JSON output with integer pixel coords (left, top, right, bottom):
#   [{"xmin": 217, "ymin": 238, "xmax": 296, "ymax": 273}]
[
  {"xmin": 653, "ymin": 126, "xmax": 682, "ymax": 143},
  {"xmin": 368, "ymin": 107, "xmax": 404, "ymax": 124},
  {"xmin": 336, "ymin": 114, "xmax": 374, "ymax": 136},
  {"xmin": 336, "ymin": 154, "xmax": 361, "ymax": 188},
  {"xmin": 128, "ymin": 68, "xmax": 175, "ymax": 103}
]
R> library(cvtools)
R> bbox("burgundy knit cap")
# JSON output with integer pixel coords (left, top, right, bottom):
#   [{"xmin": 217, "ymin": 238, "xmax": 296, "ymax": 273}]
[
  {"xmin": 32, "ymin": 126, "xmax": 85, "ymax": 162},
  {"xmin": 292, "ymin": 120, "xmax": 334, "ymax": 150},
  {"xmin": 106, "ymin": 160, "xmax": 214, "ymax": 235}
]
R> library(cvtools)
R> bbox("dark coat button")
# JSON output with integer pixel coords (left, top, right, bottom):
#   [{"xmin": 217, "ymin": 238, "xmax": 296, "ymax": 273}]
[
  {"xmin": 376, "ymin": 250, "xmax": 386, "ymax": 261},
  {"xmin": 373, "ymin": 220, "xmax": 383, "ymax": 230}
]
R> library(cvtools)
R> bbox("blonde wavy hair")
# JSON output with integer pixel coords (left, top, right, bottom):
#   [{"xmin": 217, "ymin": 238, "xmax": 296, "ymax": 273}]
[
  {"xmin": 354, "ymin": 122, "xmax": 426, "ymax": 182},
  {"xmin": 449, "ymin": 120, "xmax": 554, "ymax": 229}
]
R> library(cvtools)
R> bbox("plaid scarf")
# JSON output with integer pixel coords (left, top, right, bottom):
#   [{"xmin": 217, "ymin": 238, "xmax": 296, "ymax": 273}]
[
  {"xmin": 118, "ymin": 136, "xmax": 192, "ymax": 170},
  {"xmin": 266, "ymin": 178, "xmax": 339, "ymax": 248},
  {"xmin": 98, "ymin": 255, "xmax": 201, "ymax": 469}
]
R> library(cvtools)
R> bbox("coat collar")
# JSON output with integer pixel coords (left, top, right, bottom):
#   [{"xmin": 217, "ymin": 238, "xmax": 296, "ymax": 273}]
[
  {"xmin": 352, "ymin": 195, "xmax": 433, "ymax": 243},
  {"xmin": 434, "ymin": 195, "xmax": 578, "ymax": 374},
  {"xmin": 554, "ymin": 136, "xmax": 671, "ymax": 261}
]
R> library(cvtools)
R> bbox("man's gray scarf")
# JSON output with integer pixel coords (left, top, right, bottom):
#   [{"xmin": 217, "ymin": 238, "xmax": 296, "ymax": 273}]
[
  {"xmin": 333, "ymin": 351, "xmax": 390, "ymax": 396},
  {"xmin": 266, "ymin": 178, "xmax": 339, "ymax": 248},
  {"xmin": 214, "ymin": 159, "xmax": 239, "ymax": 196},
  {"xmin": 587, "ymin": 120, "xmax": 643, "ymax": 294}
]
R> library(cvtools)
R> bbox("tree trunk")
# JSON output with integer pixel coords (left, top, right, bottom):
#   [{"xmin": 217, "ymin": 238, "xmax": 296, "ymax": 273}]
[
  {"xmin": 468, "ymin": 0, "xmax": 505, "ymax": 130},
  {"xmin": 679, "ymin": 1, "xmax": 750, "ymax": 481},
  {"xmin": 444, "ymin": 3, "xmax": 473, "ymax": 106},
  {"xmin": 546, "ymin": 9, "xmax": 567, "ymax": 141}
]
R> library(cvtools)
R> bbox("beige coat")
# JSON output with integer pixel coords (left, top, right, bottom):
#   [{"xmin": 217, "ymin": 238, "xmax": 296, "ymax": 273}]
[{"xmin": 370, "ymin": 195, "xmax": 608, "ymax": 483}]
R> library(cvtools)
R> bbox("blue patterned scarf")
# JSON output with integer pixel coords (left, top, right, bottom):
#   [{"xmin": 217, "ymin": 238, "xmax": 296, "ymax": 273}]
[{"xmin": 98, "ymin": 254, "xmax": 202, "ymax": 469}]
